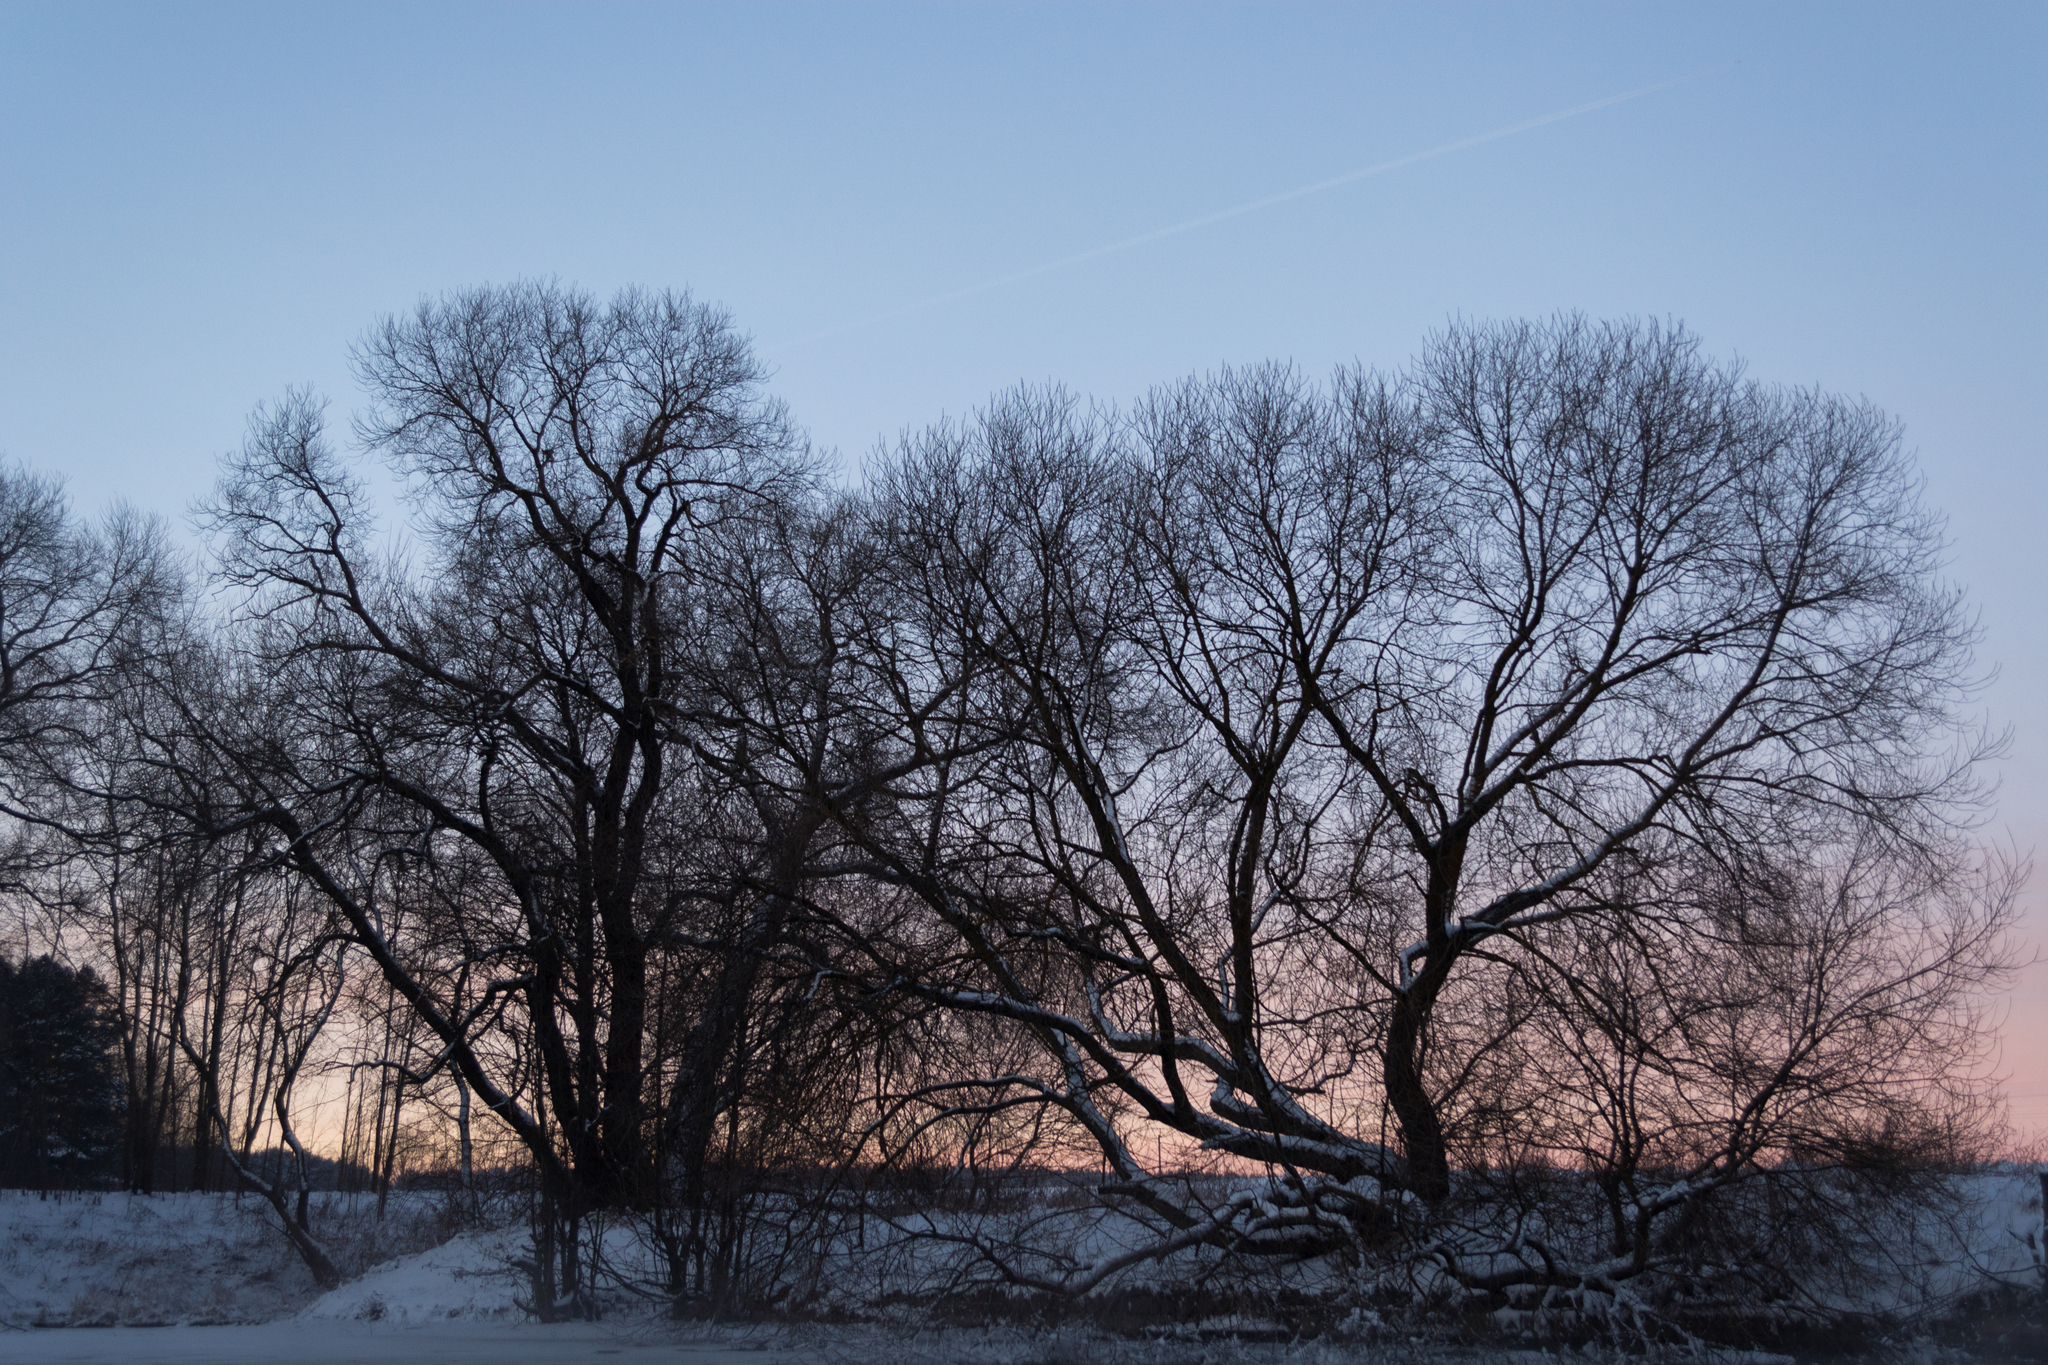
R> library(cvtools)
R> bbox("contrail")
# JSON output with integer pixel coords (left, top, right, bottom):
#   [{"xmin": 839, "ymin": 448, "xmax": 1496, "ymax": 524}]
[{"xmin": 790, "ymin": 65, "xmax": 1731, "ymax": 346}]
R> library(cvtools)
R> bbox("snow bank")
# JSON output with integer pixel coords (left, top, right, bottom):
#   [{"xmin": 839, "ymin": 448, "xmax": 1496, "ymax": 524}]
[
  {"xmin": 297, "ymin": 1223, "xmax": 529, "ymax": 1323},
  {"xmin": 0, "ymin": 1189, "xmax": 463, "ymax": 1327},
  {"xmin": 0, "ymin": 1190, "xmax": 319, "ymax": 1326}
]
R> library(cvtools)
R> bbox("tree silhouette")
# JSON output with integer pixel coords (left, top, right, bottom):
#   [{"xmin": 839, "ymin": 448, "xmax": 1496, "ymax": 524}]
[{"xmin": 0, "ymin": 954, "xmax": 123, "ymax": 1189}]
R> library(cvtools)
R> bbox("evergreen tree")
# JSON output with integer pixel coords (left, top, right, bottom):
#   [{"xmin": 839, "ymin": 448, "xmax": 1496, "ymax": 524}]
[{"xmin": 0, "ymin": 955, "xmax": 124, "ymax": 1188}]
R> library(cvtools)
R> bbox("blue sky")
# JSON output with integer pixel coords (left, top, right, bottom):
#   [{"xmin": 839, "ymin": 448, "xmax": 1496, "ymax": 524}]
[{"xmin": 4, "ymin": 0, "xmax": 2045, "ymax": 1123}]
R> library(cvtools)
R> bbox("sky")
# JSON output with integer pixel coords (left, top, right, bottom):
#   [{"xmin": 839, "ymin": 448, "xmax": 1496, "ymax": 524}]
[{"xmin": 2, "ymin": 1, "xmax": 2044, "ymax": 1132}]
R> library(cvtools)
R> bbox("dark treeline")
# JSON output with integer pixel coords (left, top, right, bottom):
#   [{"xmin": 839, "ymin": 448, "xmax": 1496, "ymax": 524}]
[
  {"xmin": 0, "ymin": 284, "xmax": 2018, "ymax": 1337},
  {"xmin": 0, "ymin": 954, "xmax": 120, "ymax": 1187}
]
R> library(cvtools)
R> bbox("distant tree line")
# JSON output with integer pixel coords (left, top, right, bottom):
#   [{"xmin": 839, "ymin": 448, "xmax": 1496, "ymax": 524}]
[
  {"xmin": 0, "ymin": 285, "xmax": 2017, "ymax": 1337},
  {"xmin": 0, "ymin": 942, "xmax": 435, "ymax": 1197},
  {"xmin": 0, "ymin": 954, "xmax": 121, "ymax": 1187}
]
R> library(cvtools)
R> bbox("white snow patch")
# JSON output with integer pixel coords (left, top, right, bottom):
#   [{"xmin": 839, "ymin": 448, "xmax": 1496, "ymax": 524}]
[
  {"xmin": 297, "ymin": 1224, "xmax": 530, "ymax": 1324},
  {"xmin": 0, "ymin": 1189, "xmax": 467, "ymax": 1327},
  {"xmin": 0, "ymin": 1190, "xmax": 318, "ymax": 1326}
]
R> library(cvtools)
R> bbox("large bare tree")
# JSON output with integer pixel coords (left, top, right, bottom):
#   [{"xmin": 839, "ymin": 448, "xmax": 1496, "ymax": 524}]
[
  {"xmin": 814, "ymin": 318, "xmax": 1992, "ymax": 1286},
  {"xmin": 172, "ymin": 284, "xmax": 811, "ymax": 1308}
]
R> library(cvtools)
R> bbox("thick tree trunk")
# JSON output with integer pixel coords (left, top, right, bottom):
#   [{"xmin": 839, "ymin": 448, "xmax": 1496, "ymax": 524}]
[
  {"xmin": 598, "ymin": 930, "xmax": 648, "ymax": 1205},
  {"xmin": 660, "ymin": 816, "xmax": 819, "ymax": 1313},
  {"xmin": 1383, "ymin": 965, "xmax": 1453, "ymax": 1204}
]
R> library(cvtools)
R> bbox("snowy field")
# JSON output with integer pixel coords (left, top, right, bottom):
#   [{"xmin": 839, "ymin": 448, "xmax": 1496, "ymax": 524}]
[
  {"xmin": 0, "ymin": 1322, "xmax": 786, "ymax": 1364},
  {"xmin": 0, "ymin": 1322, "xmax": 1495, "ymax": 1365},
  {"xmin": 0, "ymin": 1189, "xmax": 474, "ymax": 1327},
  {"xmin": 0, "ymin": 1190, "xmax": 1410, "ymax": 1363},
  {"xmin": 0, "ymin": 1177, "xmax": 2042, "ymax": 1362}
]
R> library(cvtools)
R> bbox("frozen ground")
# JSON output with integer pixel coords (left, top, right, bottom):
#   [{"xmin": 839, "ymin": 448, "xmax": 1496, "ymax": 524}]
[
  {"xmin": 0, "ymin": 1322, "xmax": 790, "ymax": 1364},
  {"xmin": 0, "ymin": 1176, "xmax": 2041, "ymax": 1362},
  {"xmin": 0, "ymin": 1324, "xmax": 1522, "ymax": 1365},
  {"xmin": 0, "ymin": 1323, "xmax": 1751, "ymax": 1365},
  {"xmin": 299, "ymin": 1221, "xmax": 530, "ymax": 1324},
  {"xmin": 0, "ymin": 1188, "xmax": 461, "ymax": 1327}
]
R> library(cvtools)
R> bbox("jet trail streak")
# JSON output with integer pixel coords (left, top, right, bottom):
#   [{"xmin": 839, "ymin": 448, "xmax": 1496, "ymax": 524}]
[{"xmin": 792, "ymin": 65, "xmax": 1731, "ymax": 346}]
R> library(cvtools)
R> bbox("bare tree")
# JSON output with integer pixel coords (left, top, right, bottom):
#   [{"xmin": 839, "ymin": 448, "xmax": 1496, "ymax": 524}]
[
  {"xmin": 634, "ymin": 488, "xmax": 1006, "ymax": 1309},
  {"xmin": 169, "ymin": 854, "xmax": 350, "ymax": 1290},
  {"xmin": 812, "ymin": 317, "xmax": 1991, "ymax": 1290},
  {"xmin": 1437, "ymin": 838, "xmax": 2016, "ymax": 1316},
  {"xmin": 0, "ymin": 464, "xmax": 184, "ymax": 1190},
  {"xmin": 0, "ymin": 463, "xmax": 173, "ymax": 887},
  {"xmin": 169, "ymin": 282, "xmax": 811, "ymax": 1314}
]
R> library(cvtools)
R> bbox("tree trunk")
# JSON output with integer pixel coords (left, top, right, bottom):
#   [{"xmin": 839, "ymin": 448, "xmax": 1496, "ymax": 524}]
[
  {"xmin": 1382, "ymin": 966, "xmax": 1452, "ymax": 1203},
  {"xmin": 454, "ymin": 1072, "xmax": 473, "ymax": 1194}
]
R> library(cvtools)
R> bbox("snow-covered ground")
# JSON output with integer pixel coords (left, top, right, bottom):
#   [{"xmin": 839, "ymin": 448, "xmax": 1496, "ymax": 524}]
[
  {"xmin": 0, "ymin": 1175, "xmax": 2041, "ymax": 1361},
  {"xmin": 0, "ymin": 1189, "xmax": 460, "ymax": 1327},
  {"xmin": 0, "ymin": 1322, "xmax": 1465, "ymax": 1365},
  {"xmin": 299, "ymin": 1222, "xmax": 530, "ymax": 1325},
  {"xmin": 0, "ymin": 1322, "xmax": 786, "ymax": 1364}
]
